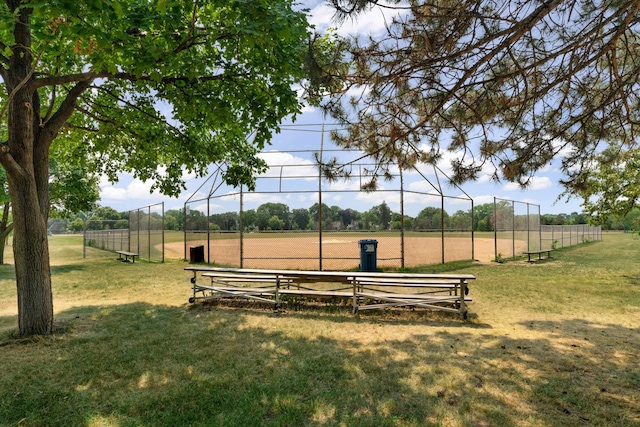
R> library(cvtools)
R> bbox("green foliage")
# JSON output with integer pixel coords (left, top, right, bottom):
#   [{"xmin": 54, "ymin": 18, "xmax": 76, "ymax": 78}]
[
  {"xmin": 48, "ymin": 137, "xmax": 101, "ymax": 218},
  {"xmin": 291, "ymin": 208, "xmax": 310, "ymax": 230},
  {"xmin": 321, "ymin": 1, "xmax": 640, "ymax": 217},
  {"xmin": 67, "ymin": 218, "xmax": 84, "ymax": 232},
  {"xmin": 267, "ymin": 215, "xmax": 284, "ymax": 230},
  {"xmin": 303, "ymin": 28, "xmax": 352, "ymax": 105},
  {"xmin": 2, "ymin": 0, "xmax": 312, "ymax": 195},
  {"xmin": 574, "ymin": 148, "xmax": 640, "ymax": 225},
  {"xmin": 191, "ymin": 200, "xmax": 596, "ymax": 234}
]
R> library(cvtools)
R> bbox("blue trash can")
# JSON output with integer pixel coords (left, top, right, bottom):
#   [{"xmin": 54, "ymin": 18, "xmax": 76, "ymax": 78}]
[{"xmin": 358, "ymin": 239, "xmax": 378, "ymax": 272}]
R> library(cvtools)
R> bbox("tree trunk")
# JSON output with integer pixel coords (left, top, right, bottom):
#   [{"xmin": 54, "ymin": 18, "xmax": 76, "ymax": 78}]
[
  {"xmin": 5, "ymin": 82, "xmax": 54, "ymax": 335},
  {"xmin": 9, "ymin": 180, "xmax": 53, "ymax": 336},
  {"xmin": 1, "ymin": 3, "xmax": 54, "ymax": 336}
]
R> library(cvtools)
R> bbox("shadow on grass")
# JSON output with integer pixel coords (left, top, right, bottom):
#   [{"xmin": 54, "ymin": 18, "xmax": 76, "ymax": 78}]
[
  {"xmin": 50, "ymin": 264, "xmax": 93, "ymax": 275},
  {"xmin": 193, "ymin": 298, "xmax": 493, "ymax": 329},
  {"xmin": 0, "ymin": 303, "xmax": 638, "ymax": 426}
]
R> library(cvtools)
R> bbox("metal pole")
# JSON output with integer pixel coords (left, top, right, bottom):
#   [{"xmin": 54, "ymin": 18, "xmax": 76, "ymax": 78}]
[
  {"xmin": 493, "ymin": 197, "xmax": 497, "ymax": 262},
  {"xmin": 240, "ymin": 186, "xmax": 244, "ymax": 268},
  {"xmin": 161, "ymin": 202, "xmax": 165, "ymax": 263},
  {"xmin": 514, "ymin": 203, "xmax": 531, "ymax": 255},
  {"xmin": 537, "ymin": 204, "xmax": 542, "ymax": 250},
  {"xmin": 471, "ymin": 199, "xmax": 475, "ymax": 261},
  {"xmin": 400, "ymin": 169, "xmax": 405, "ymax": 269},
  {"xmin": 318, "ymin": 123, "xmax": 324, "ymax": 271},
  {"xmin": 441, "ymin": 192, "xmax": 445, "ymax": 264},
  {"xmin": 148, "ymin": 206, "xmax": 151, "ymax": 260},
  {"xmin": 512, "ymin": 201, "xmax": 515, "ymax": 257}
]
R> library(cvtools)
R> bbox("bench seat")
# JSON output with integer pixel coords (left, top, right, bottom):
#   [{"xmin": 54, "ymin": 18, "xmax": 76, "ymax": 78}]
[
  {"xmin": 524, "ymin": 249, "xmax": 553, "ymax": 262},
  {"xmin": 187, "ymin": 266, "xmax": 476, "ymax": 319},
  {"xmin": 116, "ymin": 250, "xmax": 138, "ymax": 263}
]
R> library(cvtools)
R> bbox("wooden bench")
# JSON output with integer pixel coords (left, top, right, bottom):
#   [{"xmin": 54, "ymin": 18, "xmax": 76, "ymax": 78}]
[
  {"xmin": 524, "ymin": 249, "xmax": 553, "ymax": 262},
  {"xmin": 116, "ymin": 250, "xmax": 139, "ymax": 263},
  {"xmin": 186, "ymin": 267, "xmax": 475, "ymax": 319}
]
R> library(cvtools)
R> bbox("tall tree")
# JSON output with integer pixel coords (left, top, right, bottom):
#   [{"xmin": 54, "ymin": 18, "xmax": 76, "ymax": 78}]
[
  {"xmin": 0, "ymin": 0, "xmax": 310, "ymax": 336},
  {"xmin": 576, "ymin": 147, "xmax": 640, "ymax": 224},
  {"xmin": 319, "ymin": 0, "xmax": 640, "ymax": 201}
]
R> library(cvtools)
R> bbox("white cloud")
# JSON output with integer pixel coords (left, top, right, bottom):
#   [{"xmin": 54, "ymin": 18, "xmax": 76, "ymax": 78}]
[
  {"xmin": 307, "ymin": 2, "xmax": 407, "ymax": 37},
  {"xmin": 502, "ymin": 176, "xmax": 552, "ymax": 192},
  {"xmin": 241, "ymin": 192, "xmax": 288, "ymax": 206},
  {"xmin": 100, "ymin": 175, "xmax": 162, "ymax": 202},
  {"xmin": 257, "ymin": 151, "xmax": 317, "ymax": 180},
  {"xmin": 407, "ymin": 179, "xmax": 441, "ymax": 194},
  {"xmin": 473, "ymin": 195, "xmax": 495, "ymax": 205}
]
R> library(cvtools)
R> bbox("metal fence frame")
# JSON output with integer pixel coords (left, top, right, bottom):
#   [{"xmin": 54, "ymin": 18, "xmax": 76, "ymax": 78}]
[
  {"xmin": 184, "ymin": 125, "xmax": 475, "ymax": 270},
  {"xmin": 83, "ymin": 202, "xmax": 165, "ymax": 262},
  {"xmin": 129, "ymin": 202, "xmax": 165, "ymax": 263},
  {"xmin": 83, "ymin": 221, "xmax": 129, "ymax": 256},
  {"xmin": 493, "ymin": 197, "xmax": 602, "ymax": 260}
]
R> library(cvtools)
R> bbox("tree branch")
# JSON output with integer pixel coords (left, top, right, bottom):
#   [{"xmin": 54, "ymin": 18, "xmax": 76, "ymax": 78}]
[
  {"xmin": 30, "ymin": 69, "xmax": 249, "ymax": 89},
  {"xmin": 0, "ymin": 48, "xmax": 44, "ymax": 120},
  {"xmin": 38, "ymin": 79, "xmax": 93, "ymax": 149},
  {"xmin": 172, "ymin": 0, "xmax": 200, "ymax": 54},
  {"xmin": 0, "ymin": 142, "xmax": 26, "ymax": 179},
  {"xmin": 88, "ymin": 84, "xmax": 190, "ymax": 141}
]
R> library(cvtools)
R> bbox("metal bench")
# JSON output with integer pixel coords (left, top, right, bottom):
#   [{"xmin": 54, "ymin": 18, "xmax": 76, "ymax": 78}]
[
  {"xmin": 116, "ymin": 250, "xmax": 139, "ymax": 263},
  {"xmin": 524, "ymin": 249, "xmax": 553, "ymax": 262},
  {"xmin": 186, "ymin": 267, "xmax": 476, "ymax": 319}
]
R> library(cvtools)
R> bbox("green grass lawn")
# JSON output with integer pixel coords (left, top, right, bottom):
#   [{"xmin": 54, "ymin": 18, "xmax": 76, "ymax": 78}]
[{"xmin": 0, "ymin": 233, "xmax": 638, "ymax": 426}]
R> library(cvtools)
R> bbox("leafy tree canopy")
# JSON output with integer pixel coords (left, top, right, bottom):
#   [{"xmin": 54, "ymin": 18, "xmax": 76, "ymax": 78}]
[
  {"xmin": 315, "ymin": 0, "xmax": 640, "ymax": 216},
  {"xmin": 0, "ymin": 0, "xmax": 312, "ymax": 336},
  {"xmin": 1, "ymin": 0, "xmax": 311, "ymax": 194},
  {"xmin": 576, "ymin": 147, "xmax": 640, "ymax": 224}
]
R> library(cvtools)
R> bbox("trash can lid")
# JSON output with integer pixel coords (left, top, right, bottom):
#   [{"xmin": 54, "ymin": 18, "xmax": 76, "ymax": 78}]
[{"xmin": 358, "ymin": 239, "xmax": 378, "ymax": 244}]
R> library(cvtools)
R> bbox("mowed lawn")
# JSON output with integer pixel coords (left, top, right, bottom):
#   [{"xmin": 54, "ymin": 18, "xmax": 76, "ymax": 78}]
[{"xmin": 0, "ymin": 233, "xmax": 638, "ymax": 426}]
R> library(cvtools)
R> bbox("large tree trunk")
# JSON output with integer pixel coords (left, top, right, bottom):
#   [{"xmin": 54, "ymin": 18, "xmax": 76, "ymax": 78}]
[
  {"xmin": 2, "ymin": 2, "xmax": 54, "ymax": 336},
  {"xmin": 5, "ymin": 84, "xmax": 54, "ymax": 336},
  {"xmin": 8, "ymin": 175, "xmax": 53, "ymax": 336}
]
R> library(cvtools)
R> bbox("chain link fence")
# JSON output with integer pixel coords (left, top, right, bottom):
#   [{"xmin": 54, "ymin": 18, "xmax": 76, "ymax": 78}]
[
  {"xmin": 83, "ymin": 220, "xmax": 129, "ymax": 258},
  {"xmin": 129, "ymin": 203, "xmax": 165, "ymax": 263},
  {"xmin": 493, "ymin": 197, "xmax": 601, "ymax": 260},
  {"xmin": 83, "ymin": 203, "xmax": 164, "ymax": 262},
  {"xmin": 183, "ymin": 128, "xmax": 476, "ymax": 270},
  {"xmin": 541, "ymin": 224, "xmax": 602, "ymax": 249}
]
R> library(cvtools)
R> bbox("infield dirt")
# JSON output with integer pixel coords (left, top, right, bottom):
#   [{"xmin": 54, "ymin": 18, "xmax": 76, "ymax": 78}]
[{"xmin": 166, "ymin": 235, "xmax": 527, "ymax": 268}]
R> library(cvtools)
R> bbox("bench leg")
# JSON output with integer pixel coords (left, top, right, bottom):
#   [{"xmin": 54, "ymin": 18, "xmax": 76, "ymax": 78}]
[{"xmin": 459, "ymin": 280, "xmax": 467, "ymax": 320}]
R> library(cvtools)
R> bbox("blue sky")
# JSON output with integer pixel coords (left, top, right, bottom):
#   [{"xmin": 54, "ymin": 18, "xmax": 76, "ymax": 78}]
[{"xmin": 97, "ymin": 1, "xmax": 586, "ymax": 216}]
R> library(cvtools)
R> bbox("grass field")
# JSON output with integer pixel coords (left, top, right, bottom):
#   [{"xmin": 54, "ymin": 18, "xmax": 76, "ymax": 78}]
[{"xmin": 0, "ymin": 233, "xmax": 638, "ymax": 426}]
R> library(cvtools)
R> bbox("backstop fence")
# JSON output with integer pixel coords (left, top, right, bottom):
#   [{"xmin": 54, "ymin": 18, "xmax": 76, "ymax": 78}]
[
  {"xmin": 493, "ymin": 197, "xmax": 601, "ymax": 260},
  {"xmin": 83, "ymin": 202, "xmax": 165, "ymax": 262},
  {"xmin": 129, "ymin": 203, "xmax": 165, "ymax": 263},
  {"xmin": 183, "ymin": 123, "xmax": 476, "ymax": 270},
  {"xmin": 83, "ymin": 220, "xmax": 129, "ymax": 257}
]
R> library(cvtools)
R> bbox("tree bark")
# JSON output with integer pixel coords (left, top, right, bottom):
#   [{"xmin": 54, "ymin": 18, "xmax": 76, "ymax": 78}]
[
  {"xmin": 0, "ymin": 202, "xmax": 14, "ymax": 265},
  {"xmin": 8, "ymin": 173, "xmax": 53, "ymax": 336},
  {"xmin": 1, "ymin": 2, "xmax": 54, "ymax": 336},
  {"xmin": 5, "ymin": 86, "xmax": 54, "ymax": 335}
]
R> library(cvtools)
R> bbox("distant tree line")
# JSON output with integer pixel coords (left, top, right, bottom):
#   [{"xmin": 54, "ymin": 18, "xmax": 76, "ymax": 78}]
[
  {"xmin": 183, "ymin": 201, "xmax": 600, "ymax": 233},
  {"xmin": 47, "ymin": 203, "xmax": 640, "ymax": 234}
]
